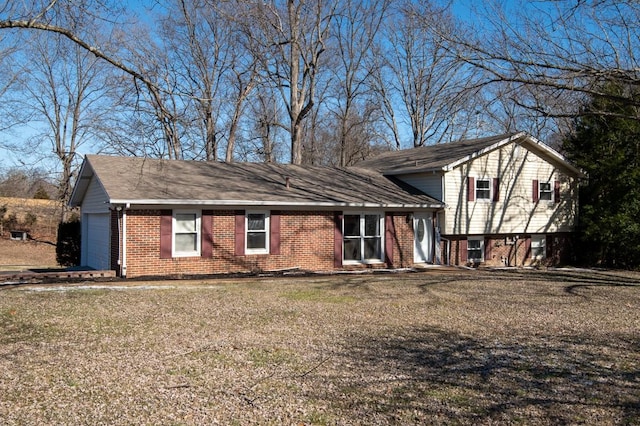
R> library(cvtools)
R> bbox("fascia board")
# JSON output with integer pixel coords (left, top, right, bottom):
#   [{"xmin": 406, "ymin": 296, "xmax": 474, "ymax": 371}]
[
  {"xmin": 381, "ymin": 167, "xmax": 445, "ymax": 176},
  {"xmin": 68, "ymin": 159, "xmax": 93, "ymax": 207},
  {"xmin": 70, "ymin": 157, "xmax": 112, "ymax": 208},
  {"xmin": 108, "ymin": 199, "xmax": 445, "ymax": 209},
  {"xmin": 443, "ymin": 132, "xmax": 526, "ymax": 171},
  {"xmin": 522, "ymin": 134, "xmax": 587, "ymax": 178},
  {"xmin": 439, "ymin": 132, "xmax": 586, "ymax": 178}
]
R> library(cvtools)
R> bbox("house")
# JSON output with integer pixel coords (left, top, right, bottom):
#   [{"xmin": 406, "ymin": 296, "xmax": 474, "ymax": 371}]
[
  {"xmin": 68, "ymin": 132, "xmax": 583, "ymax": 277},
  {"xmin": 358, "ymin": 132, "xmax": 585, "ymax": 267},
  {"xmin": 68, "ymin": 155, "xmax": 443, "ymax": 278}
]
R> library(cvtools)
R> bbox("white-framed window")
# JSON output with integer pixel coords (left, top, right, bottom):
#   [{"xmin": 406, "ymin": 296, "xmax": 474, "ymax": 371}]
[
  {"xmin": 467, "ymin": 236, "xmax": 484, "ymax": 262},
  {"xmin": 343, "ymin": 212, "xmax": 384, "ymax": 263},
  {"xmin": 539, "ymin": 182, "xmax": 553, "ymax": 201},
  {"xmin": 531, "ymin": 235, "xmax": 546, "ymax": 260},
  {"xmin": 246, "ymin": 211, "xmax": 270, "ymax": 254},
  {"xmin": 173, "ymin": 211, "xmax": 201, "ymax": 257},
  {"xmin": 476, "ymin": 179, "xmax": 491, "ymax": 200}
]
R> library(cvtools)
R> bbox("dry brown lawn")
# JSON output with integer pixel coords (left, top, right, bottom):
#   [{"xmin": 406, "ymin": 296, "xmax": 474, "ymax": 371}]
[
  {"xmin": 0, "ymin": 238, "xmax": 58, "ymax": 270},
  {"xmin": 1, "ymin": 269, "xmax": 639, "ymax": 425}
]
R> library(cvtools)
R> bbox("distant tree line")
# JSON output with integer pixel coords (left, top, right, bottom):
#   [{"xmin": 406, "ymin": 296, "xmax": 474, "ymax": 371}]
[{"xmin": 0, "ymin": 168, "xmax": 54, "ymax": 199}]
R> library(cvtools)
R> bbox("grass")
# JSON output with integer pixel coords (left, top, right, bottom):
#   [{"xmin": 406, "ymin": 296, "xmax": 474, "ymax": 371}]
[
  {"xmin": 0, "ymin": 269, "xmax": 639, "ymax": 425},
  {"xmin": 281, "ymin": 287, "xmax": 356, "ymax": 303}
]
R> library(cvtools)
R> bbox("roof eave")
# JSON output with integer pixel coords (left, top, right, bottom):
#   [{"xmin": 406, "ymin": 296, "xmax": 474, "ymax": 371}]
[
  {"xmin": 523, "ymin": 134, "xmax": 587, "ymax": 178},
  {"xmin": 68, "ymin": 158, "xmax": 93, "ymax": 207},
  {"xmin": 444, "ymin": 132, "xmax": 527, "ymax": 171},
  {"xmin": 381, "ymin": 167, "xmax": 446, "ymax": 176},
  {"xmin": 108, "ymin": 199, "xmax": 444, "ymax": 209}
]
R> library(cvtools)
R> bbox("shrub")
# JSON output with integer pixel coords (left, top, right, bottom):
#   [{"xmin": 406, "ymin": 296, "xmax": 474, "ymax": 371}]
[
  {"xmin": 24, "ymin": 212, "xmax": 38, "ymax": 229},
  {"xmin": 56, "ymin": 219, "xmax": 81, "ymax": 267},
  {"xmin": 33, "ymin": 186, "xmax": 50, "ymax": 200}
]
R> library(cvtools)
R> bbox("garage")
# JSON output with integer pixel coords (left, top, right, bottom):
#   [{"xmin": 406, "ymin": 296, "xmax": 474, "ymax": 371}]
[{"xmin": 83, "ymin": 213, "xmax": 110, "ymax": 270}]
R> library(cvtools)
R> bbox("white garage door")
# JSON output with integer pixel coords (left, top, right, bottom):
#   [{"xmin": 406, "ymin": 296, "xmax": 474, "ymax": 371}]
[{"xmin": 84, "ymin": 213, "xmax": 111, "ymax": 270}]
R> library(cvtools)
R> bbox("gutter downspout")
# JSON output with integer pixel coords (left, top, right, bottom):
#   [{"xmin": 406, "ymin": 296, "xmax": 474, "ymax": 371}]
[
  {"xmin": 115, "ymin": 204, "xmax": 129, "ymax": 278},
  {"xmin": 121, "ymin": 203, "xmax": 129, "ymax": 278}
]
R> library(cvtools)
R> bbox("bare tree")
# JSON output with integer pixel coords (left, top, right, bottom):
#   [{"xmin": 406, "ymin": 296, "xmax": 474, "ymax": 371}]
[
  {"xmin": 123, "ymin": 27, "xmax": 188, "ymax": 159},
  {"xmin": 443, "ymin": 0, "xmax": 640, "ymax": 122},
  {"xmin": 369, "ymin": 46, "xmax": 402, "ymax": 151},
  {"xmin": 13, "ymin": 9, "xmax": 117, "ymax": 218},
  {"xmin": 224, "ymin": 47, "xmax": 259, "ymax": 162},
  {"xmin": 330, "ymin": 0, "xmax": 389, "ymax": 166},
  {"xmin": 157, "ymin": 0, "xmax": 258, "ymax": 162},
  {"xmin": 240, "ymin": 84, "xmax": 286, "ymax": 163},
  {"xmin": 239, "ymin": 0, "xmax": 337, "ymax": 165},
  {"xmin": 0, "ymin": 1, "xmax": 158, "ymax": 90},
  {"xmin": 379, "ymin": 1, "xmax": 478, "ymax": 147},
  {"xmin": 0, "ymin": 32, "xmax": 25, "ymax": 134}
]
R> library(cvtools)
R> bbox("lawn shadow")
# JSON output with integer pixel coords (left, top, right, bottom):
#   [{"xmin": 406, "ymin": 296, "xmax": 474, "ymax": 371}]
[
  {"xmin": 493, "ymin": 268, "xmax": 640, "ymax": 287},
  {"xmin": 320, "ymin": 326, "xmax": 640, "ymax": 424}
]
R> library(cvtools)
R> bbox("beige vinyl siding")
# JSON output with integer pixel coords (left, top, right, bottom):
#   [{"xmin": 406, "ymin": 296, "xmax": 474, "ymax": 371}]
[
  {"xmin": 81, "ymin": 177, "xmax": 111, "ymax": 214},
  {"xmin": 396, "ymin": 172, "xmax": 443, "ymax": 200},
  {"xmin": 442, "ymin": 142, "xmax": 578, "ymax": 235}
]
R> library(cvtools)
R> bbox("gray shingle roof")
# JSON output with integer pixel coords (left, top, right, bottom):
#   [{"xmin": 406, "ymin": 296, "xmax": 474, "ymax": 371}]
[
  {"xmin": 358, "ymin": 133, "xmax": 521, "ymax": 174},
  {"xmin": 73, "ymin": 155, "xmax": 442, "ymax": 208}
]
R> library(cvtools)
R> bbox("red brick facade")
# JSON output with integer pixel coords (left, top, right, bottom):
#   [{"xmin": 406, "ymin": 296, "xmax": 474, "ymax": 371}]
[
  {"xmin": 115, "ymin": 209, "xmax": 418, "ymax": 278},
  {"xmin": 443, "ymin": 234, "xmax": 574, "ymax": 267}
]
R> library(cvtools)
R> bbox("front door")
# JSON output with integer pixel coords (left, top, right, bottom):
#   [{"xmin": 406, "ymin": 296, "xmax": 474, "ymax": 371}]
[{"xmin": 414, "ymin": 212, "xmax": 433, "ymax": 263}]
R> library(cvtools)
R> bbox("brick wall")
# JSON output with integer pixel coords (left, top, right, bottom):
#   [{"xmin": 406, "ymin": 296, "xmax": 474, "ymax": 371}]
[
  {"xmin": 124, "ymin": 209, "xmax": 337, "ymax": 278},
  {"xmin": 121, "ymin": 209, "xmax": 422, "ymax": 278},
  {"xmin": 443, "ymin": 234, "xmax": 574, "ymax": 267},
  {"xmin": 387, "ymin": 212, "xmax": 414, "ymax": 268}
]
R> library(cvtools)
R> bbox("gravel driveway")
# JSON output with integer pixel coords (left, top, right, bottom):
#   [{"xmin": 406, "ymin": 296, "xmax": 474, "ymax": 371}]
[{"xmin": 1, "ymin": 268, "xmax": 638, "ymax": 425}]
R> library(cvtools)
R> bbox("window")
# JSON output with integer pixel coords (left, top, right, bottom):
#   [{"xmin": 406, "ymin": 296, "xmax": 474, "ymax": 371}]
[
  {"xmin": 531, "ymin": 236, "xmax": 546, "ymax": 260},
  {"xmin": 539, "ymin": 182, "xmax": 553, "ymax": 201},
  {"xmin": 343, "ymin": 213, "xmax": 383, "ymax": 263},
  {"xmin": 467, "ymin": 237, "xmax": 484, "ymax": 262},
  {"xmin": 173, "ymin": 211, "xmax": 201, "ymax": 257},
  {"xmin": 534, "ymin": 180, "xmax": 559, "ymax": 203},
  {"xmin": 246, "ymin": 211, "xmax": 269, "ymax": 254},
  {"xmin": 476, "ymin": 179, "xmax": 491, "ymax": 200}
]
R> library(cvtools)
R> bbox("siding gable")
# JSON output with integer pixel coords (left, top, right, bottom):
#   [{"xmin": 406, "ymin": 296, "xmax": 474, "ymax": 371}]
[
  {"xmin": 443, "ymin": 140, "xmax": 578, "ymax": 235},
  {"xmin": 81, "ymin": 177, "xmax": 111, "ymax": 214},
  {"xmin": 395, "ymin": 172, "xmax": 443, "ymax": 200}
]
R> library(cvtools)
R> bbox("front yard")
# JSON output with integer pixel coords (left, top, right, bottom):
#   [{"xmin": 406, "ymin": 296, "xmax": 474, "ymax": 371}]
[{"xmin": 1, "ymin": 269, "xmax": 638, "ymax": 425}]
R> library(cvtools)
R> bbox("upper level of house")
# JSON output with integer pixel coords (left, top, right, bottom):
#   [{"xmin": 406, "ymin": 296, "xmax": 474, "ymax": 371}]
[{"xmin": 358, "ymin": 132, "xmax": 586, "ymax": 236}]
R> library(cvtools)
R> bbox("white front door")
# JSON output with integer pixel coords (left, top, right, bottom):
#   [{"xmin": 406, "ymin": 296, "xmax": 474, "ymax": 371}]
[{"xmin": 414, "ymin": 212, "xmax": 433, "ymax": 263}]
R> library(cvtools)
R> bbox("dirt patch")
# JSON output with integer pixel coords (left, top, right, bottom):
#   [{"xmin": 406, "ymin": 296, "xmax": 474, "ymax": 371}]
[
  {"xmin": 0, "ymin": 269, "xmax": 638, "ymax": 424},
  {"xmin": 0, "ymin": 238, "xmax": 58, "ymax": 270}
]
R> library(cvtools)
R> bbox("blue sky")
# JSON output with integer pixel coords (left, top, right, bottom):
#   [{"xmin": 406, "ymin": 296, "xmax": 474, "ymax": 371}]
[{"xmin": 0, "ymin": 0, "xmax": 566, "ymax": 176}]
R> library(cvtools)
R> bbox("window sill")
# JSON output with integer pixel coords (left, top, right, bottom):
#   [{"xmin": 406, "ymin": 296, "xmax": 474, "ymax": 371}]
[
  {"xmin": 172, "ymin": 252, "xmax": 201, "ymax": 258},
  {"xmin": 343, "ymin": 259, "xmax": 384, "ymax": 265},
  {"xmin": 245, "ymin": 250, "xmax": 269, "ymax": 256}
]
